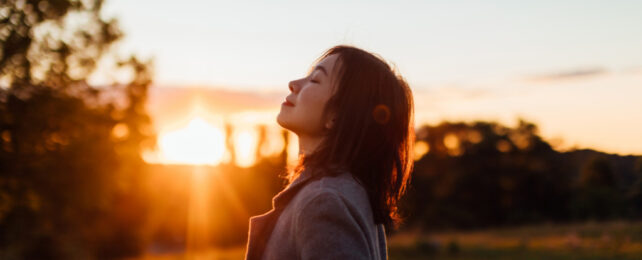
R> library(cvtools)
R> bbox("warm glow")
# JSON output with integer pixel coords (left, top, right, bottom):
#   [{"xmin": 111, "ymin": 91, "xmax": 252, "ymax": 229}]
[
  {"xmin": 444, "ymin": 134, "xmax": 460, "ymax": 150},
  {"xmin": 286, "ymin": 131, "xmax": 299, "ymax": 166},
  {"xmin": 414, "ymin": 141, "xmax": 430, "ymax": 160},
  {"xmin": 233, "ymin": 128, "xmax": 257, "ymax": 168},
  {"xmin": 186, "ymin": 166, "xmax": 212, "ymax": 254},
  {"xmin": 444, "ymin": 134, "xmax": 463, "ymax": 157},
  {"xmin": 158, "ymin": 118, "xmax": 225, "ymax": 165}
]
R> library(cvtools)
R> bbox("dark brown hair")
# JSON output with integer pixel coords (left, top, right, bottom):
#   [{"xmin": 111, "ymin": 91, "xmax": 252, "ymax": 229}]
[{"xmin": 290, "ymin": 45, "xmax": 415, "ymax": 229}]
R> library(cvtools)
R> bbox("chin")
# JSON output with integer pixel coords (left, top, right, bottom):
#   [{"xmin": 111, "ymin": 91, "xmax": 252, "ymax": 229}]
[
  {"xmin": 277, "ymin": 114, "xmax": 302, "ymax": 135},
  {"xmin": 276, "ymin": 112, "xmax": 290, "ymax": 130}
]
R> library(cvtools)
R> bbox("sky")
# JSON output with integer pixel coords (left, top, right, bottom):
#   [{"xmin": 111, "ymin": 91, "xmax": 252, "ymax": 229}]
[{"xmin": 101, "ymin": 0, "xmax": 642, "ymax": 156}]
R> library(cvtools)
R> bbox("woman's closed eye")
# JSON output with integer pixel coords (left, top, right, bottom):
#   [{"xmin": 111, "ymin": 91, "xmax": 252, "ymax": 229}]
[
  {"xmin": 306, "ymin": 70, "xmax": 323, "ymax": 83},
  {"xmin": 307, "ymin": 73, "xmax": 321, "ymax": 83}
]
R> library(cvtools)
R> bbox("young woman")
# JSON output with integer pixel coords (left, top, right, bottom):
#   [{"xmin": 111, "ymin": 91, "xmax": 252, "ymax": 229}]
[{"xmin": 245, "ymin": 45, "xmax": 414, "ymax": 260}]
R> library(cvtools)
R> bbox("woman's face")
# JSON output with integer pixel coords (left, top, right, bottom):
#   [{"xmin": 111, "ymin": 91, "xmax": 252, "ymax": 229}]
[{"xmin": 277, "ymin": 54, "xmax": 340, "ymax": 137}]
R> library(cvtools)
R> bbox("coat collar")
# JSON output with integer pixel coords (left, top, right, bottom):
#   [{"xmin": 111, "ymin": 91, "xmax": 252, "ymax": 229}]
[
  {"xmin": 271, "ymin": 165, "xmax": 353, "ymax": 208},
  {"xmin": 245, "ymin": 167, "xmax": 318, "ymax": 260},
  {"xmin": 245, "ymin": 165, "xmax": 352, "ymax": 260},
  {"xmin": 271, "ymin": 167, "xmax": 318, "ymax": 209}
]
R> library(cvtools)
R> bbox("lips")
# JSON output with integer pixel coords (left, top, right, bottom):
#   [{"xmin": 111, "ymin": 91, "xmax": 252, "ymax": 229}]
[{"xmin": 282, "ymin": 99, "xmax": 295, "ymax": 107}]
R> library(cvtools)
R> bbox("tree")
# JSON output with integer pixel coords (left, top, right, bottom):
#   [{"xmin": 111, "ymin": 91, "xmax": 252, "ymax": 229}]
[
  {"xmin": 627, "ymin": 157, "xmax": 642, "ymax": 217},
  {"xmin": 407, "ymin": 119, "xmax": 570, "ymax": 229},
  {"xmin": 0, "ymin": 0, "xmax": 153, "ymax": 258},
  {"xmin": 579, "ymin": 156, "xmax": 616, "ymax": 188},
  {"xmin": 572, "ymin": 155, "xmax": 623, "ymax": 220}
]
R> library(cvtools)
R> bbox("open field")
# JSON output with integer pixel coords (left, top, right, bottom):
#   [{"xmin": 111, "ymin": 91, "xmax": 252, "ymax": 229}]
[
  {"xmin": 389, "ymin": 221, "xmax": 642, "ymax": 260},
  {"xmin": 134, "ymin": 221, "xmax": 642, "ymax": 260},
  {"xmin": 133, "ymin": 247, "xmax": 246, "ymax": 260}
]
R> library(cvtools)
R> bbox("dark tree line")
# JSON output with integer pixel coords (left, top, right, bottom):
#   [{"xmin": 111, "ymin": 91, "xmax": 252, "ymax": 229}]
[{"xmin": 403, "ymin": 119, "xmax": 642, "ymax": 230}]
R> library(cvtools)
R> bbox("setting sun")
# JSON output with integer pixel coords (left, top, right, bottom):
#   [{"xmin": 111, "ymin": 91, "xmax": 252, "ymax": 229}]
[{"xmin": 158, "ymin": 117, "xmax": 226, "ymax": 165}]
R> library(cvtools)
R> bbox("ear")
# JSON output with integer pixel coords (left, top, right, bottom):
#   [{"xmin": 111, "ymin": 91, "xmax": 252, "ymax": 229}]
[{"xmin": 325, "ymin": 115, "xmax": 336, "ymax": 130}]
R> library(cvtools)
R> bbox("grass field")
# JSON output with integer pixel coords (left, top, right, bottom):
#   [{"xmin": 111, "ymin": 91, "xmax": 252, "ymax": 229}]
[
  {"xmin": 388, "ymin": 220, "xmax": 642, "ymax": 260},
  {"xmin": 135, "ymin": 221, "xmax": 642, "ymax": 259}
]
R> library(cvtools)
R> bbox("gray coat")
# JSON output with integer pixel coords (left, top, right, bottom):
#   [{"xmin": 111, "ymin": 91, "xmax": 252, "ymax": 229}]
[{"xmin": 245, "ymin": 168, "xmax": 388, "ymax": 260}]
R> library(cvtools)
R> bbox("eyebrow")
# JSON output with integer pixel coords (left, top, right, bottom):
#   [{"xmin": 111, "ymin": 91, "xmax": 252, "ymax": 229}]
[{"xmin": 313, "ymin": 65, "xmax": 328, "ymax": 76}]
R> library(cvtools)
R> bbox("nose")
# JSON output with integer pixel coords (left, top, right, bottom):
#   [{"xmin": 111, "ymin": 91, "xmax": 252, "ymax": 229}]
[{"xmin": 288, "ymin": 79, "xmax": 302, "ymax": 93}]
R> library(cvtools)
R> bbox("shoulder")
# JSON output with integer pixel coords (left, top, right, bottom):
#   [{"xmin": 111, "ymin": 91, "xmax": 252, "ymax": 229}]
[
  {"xmin": 298, "ymin": 170, "xmax": 370, "ymax": 209},
  {"xmin": 291, "ymin": 170, "xmax": 374, "ymax": 225},
  {"xmin": 289, "ymin": 170, "xmax": 381, "ymax": 259}
]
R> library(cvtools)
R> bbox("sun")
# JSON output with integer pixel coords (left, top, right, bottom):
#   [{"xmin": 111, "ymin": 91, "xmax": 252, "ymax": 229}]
[{"xmin": 158, "ymin": 117, "xmax": 226, "ymax": 165}]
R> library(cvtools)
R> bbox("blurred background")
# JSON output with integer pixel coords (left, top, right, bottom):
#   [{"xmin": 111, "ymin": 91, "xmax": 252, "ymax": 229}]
[{"xmin": 1, "ymin": 0, "xmax": 642, "ymax": 259}]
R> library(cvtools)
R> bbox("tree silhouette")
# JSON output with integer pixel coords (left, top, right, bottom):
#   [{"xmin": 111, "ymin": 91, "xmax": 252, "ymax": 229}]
[
  {"xmin": 224, "ymin": 122, "xmax": 236, "ymax": 165},
  {"xmin": 579, "ymin": 156, "xmax": 616, "ymax": 188},
  {"xmin": 628, "ymin": 157, "xmax": 642, "ymax": 217},
  {"xmin": 408, "ymin": 119, "xmax": 571, "ymax": 229},
  {"xmin": 572, "ymin": 155, "xmax": 624, "ymax": 220},
  {"xmin": 255, "ymin": 124, "xmax": 267, "ymax": 161},
  {"xmin": 0, "ymin": 0, "xmax": 153, "ymax": 258}
]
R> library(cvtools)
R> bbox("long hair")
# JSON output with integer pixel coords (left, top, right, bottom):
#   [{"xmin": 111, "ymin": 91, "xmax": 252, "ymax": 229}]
[{"xmin": 289, "ymin": 45, "xmax": 415, "ymax": 229}]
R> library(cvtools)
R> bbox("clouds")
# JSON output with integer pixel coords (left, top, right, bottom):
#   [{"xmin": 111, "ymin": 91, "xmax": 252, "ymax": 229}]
[
  {"xmin": 412, "ymin": 85, "xmax": 495, "ymax": 115},
  {"xmin": 525, "ymin": 67, "xmax": 607, "ymax": 82}
]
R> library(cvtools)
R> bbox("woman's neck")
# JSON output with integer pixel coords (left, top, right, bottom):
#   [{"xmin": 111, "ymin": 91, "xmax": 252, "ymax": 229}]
[{"xmin": 297, "ymin": 134, "xmax": 323, "ymax": 156}]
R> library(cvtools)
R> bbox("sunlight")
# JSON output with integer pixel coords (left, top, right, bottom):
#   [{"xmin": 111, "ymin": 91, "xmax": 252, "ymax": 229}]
[
  {"xmin": 186, "ymin": 166, "xmax": 213, "ymax": 255},
  {"xmin": 233, "ymin": 128, "xmax": 258, "ymax": 168},
  {"xmin": 158, "ymin": 117, "xmax": 225, "ymax": 165}
]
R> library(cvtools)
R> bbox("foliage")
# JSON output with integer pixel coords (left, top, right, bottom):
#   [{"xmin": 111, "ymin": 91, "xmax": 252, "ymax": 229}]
[
  {"xmin": 405, "ymin": 119, "xmax": 641, "ymax": 230},
  {"xmin": 0, "ymin": 0, "xmax": 153, "ymax": 258}
]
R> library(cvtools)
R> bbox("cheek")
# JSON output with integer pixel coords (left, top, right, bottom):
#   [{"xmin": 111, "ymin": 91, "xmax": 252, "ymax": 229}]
[{"xmin": 298, "ymin": 87, "xmax": 330, "ymax": 118}]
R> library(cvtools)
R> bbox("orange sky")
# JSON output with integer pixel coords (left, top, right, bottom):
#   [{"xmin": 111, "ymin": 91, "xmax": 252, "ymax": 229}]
[{"xmin": 146, "ymin": 68, "xmax": 642, "ymax": 159}]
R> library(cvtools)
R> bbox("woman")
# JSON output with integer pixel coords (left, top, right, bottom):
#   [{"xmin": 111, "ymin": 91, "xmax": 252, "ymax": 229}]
[{"xmin": 245, "ymin": 45, "xmax": 414, "ymax": 260}]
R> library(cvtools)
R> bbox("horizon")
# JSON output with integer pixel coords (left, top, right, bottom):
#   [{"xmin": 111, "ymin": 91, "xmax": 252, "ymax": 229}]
[{"xmin": 142, "ymin": 85, "xmax": 641, "ymax": 167}]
